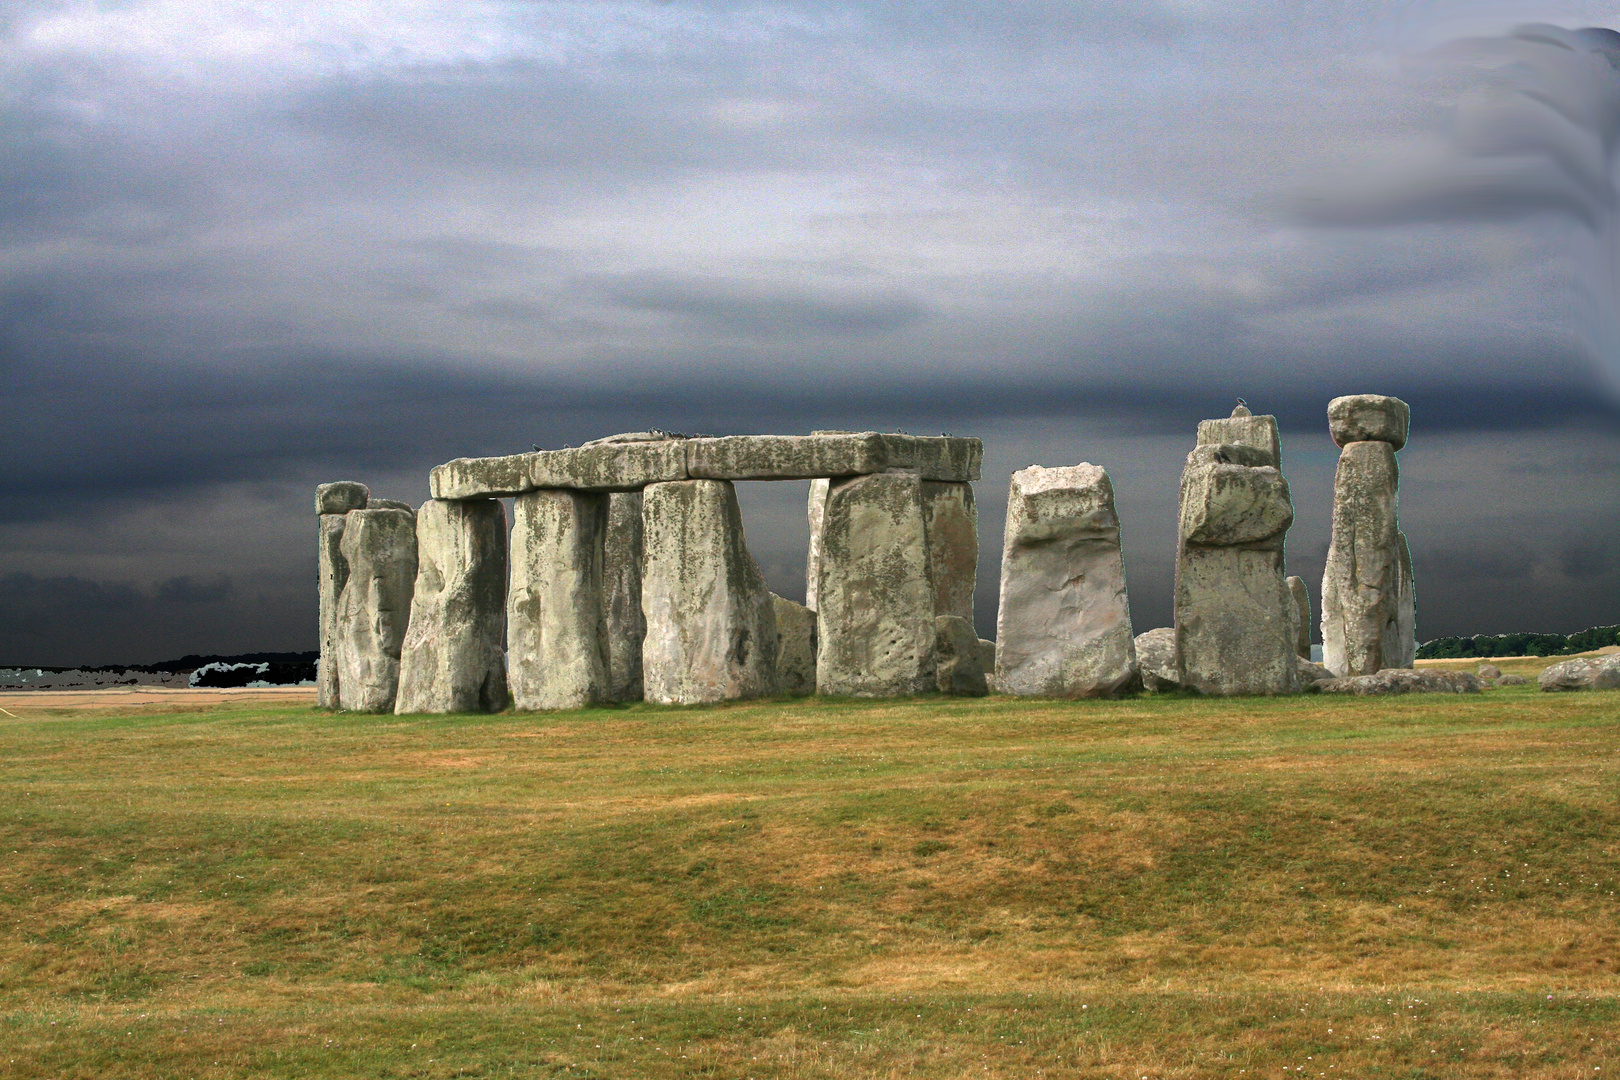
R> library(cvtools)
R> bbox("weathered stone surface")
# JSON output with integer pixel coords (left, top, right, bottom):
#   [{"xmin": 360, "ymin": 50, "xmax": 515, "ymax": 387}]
[
  {"xmin": 816, "ymin": 472, "xmax": 938, "ymax": 697},
  {"xmin": 507, "ymin": 489, "xmax": 610, "ymax": 710},
  {"xmin": 1175, "ymin": 437, "xmax": 1300, "ymax": 696},
  {"xmin": 641, "ymin": 480, "xmax": 779, "ymax": 704},
  {"xmin": 922, "ymin": 481, "xmax": 977, "ymax": 621},
  {"xmin": 1497, "ymin": 673, "xmax": 1528, "ymax": 686},
  {"xmin": 431, "ymin": 432, "xmax": 984, "ymax": 499},
  {"xmin": 995, "ymin": 464, "xmax": 1137, "ymax": 698},
  {"xmin": 1477, "ymin": 663, "xmax": 1503, "ymax": 680},
  {"xmin": 334, "ymin": 508, "xmax": 418, "ymax": 713},
  {"xmin": 395, "ymin": 498, "xmax": 509, "ymax": 714},
  {"xmin": 317, "ymin": 514, "xmax": 350, "ymax": 708},
  {"xmin": 805, "ymin": 478, "xmax": 831, "ymax": 611},
  {"xmin": 603, "ymin": 492, "xmax": 646, "ymax": 703},
  {"xmin": 1537, "ymin": 655, "xmax": 1620, "ymax": 692},
  {"xmin": 317, "ymin": 481, "xmax": 370, "ymax": 516},
  {"xmin": 1178, "ymin": 460, "xmax": 1293, "ymax": 548},
  {"xmin": 1321, "ymin": 440, "xmax": 1416, "ymax": 676},
  {"xmin": 1318, "ymin": 668, "xmax": 1481, "ymax": 695},
  {"xmin": 1329, "ymin": 394, "xmax": 1409, "ymax": 450},
  {"xmin": 976, "ymin": 639, "xmax": 997, "ymax": 682},
  {"xmin": 1197, "ymin": 406, "xmax": 1281, "ymax": 468},
  {"xmin": 366, "ymin": 498, "xmax": 414, "ymax": 513},
  {"xmin": 773, "ymin": 595, "xmax": 817, "ymax": 696},
  {"xmin": 1286, "ymin": 576, "xmax": 1312, "ymax": 658},
  {"xmin": 935, "ymin": 615, "xmax": 988, "ymax": 696},
  {"xmin": 1186, "ymin": 443, "xmax": 1275, "ymax": 469},
  {"xmin": 1134, "ymin": 627, "xmax": 1180, "ymax": 692},
  {"xmin": 584, "ymin": 430, "xmax": 684, "ymax": 446},
  {"xmin": 1298, "ymin": 657, "xmax": 1334, "ymax": 683}
]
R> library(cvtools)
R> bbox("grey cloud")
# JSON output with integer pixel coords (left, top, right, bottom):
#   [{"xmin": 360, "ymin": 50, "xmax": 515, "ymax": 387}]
[{"xmin": 588, "ymin": 271, "xmax": 927, "ymax": 335}]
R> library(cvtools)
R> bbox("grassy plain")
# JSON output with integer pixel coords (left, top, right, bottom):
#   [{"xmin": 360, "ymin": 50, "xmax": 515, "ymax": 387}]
[{"xmin": 1, "ymin": 680, "xmax": 1617, "ymax": 1078}]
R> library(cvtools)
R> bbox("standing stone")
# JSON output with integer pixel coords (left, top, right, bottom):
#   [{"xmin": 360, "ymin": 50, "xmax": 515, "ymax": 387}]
[
  {"xmin": 508, "ymin": 489, "xmax": 610, "ymax": 710},
  {"xmin": 316, "ymin": 482, "xmax": 369, "ymax": 708},
  {"xmin": 994, "ymin": 464, "xmax": 1137, "ymax": 697},
  {"xmin": 1321, "ymin": 425, "xmax": 1416, "ymax": 676},
  {"xmin": 641, "ymin": 480, "xmax": 779, "ymax": 704},
  {"xmin": 922, "ymin": 481, "xmax": 977, "ymax": 622},
  {"xmin": 603, "ymin": 491, "xmax": 647, "ymax": 703},
  {"xmin": 805, "ymin": 478, "xmax": 831, "ymax": 611},
  {"xmin": 816, "ymin": 472, "xmax": 938, "ymax": 697},
  {"xmin": 394, "ymin": 499, "xmax": 509, "ymax": 714},
  {"xmin": 334, "ymin": 506, "xmax": 418, "ymax": 713},
  {"xmin": 773, "ymin": 594, "xmax": 817, "ymax": 695},
  {"xmin": 1174, "ymin": 409, "xmax": 1300, "ymax": 696},
  {"xmin": 935, "ymin": 615, "xmax": 989, "ymax": 696},
  {"xmin": 1286, "ymin": 575, "xmax": 1312, "ymax": 659}
]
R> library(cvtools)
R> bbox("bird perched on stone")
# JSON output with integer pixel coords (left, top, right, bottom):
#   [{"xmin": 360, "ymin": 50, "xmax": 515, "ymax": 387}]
[{"xmin": 1232, "ymin": 398, "xmax": 1251, "ymax": 417}]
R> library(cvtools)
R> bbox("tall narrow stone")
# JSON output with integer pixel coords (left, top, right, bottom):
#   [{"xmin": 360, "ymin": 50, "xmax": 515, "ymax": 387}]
[
  {"xmin": 1286, "ymin": 575, "xmax": 1312, "ymax": 659},
  {"xmin": 316, "ymin": 481, "xmax": 369, "ymax": 708},
  {"xmin": 335, "ymin": 506, "xmax": 418, "ymax": 713},
  {"xmin": 815, "ymin": 472, "xmax": 938, "ymax": 697},
  {"xmin": 1174, "ymin": 409, "xmax": 1300, "ymax": 696},
  {"xmin": 603, "ymin": 491, "xmax": 647, "ymax": 703},
  {"xmin": 922, "ymin": 481, "xmax": 977, "ymax": 622},
  {"xmin": 1321, "ymin": 397, "xmax": 1416, "ymax": 676},
  {"xmin": 508, "ymin": 489, "xmax": 610, "ymax": 710},
  {"xmin": 641, "ymin": 480, "xmax": 779, "ymax": 704},
  {"xmin": 773, "ymin": 594, "xmax": 817, "ymax": 695},
  {"xmin": 804, "ymin": 478, "xmax": 830, "ymax": 611},
  {"xmin": 994, "ymin": 464, "xmax": 1137, "ymax": 697},
  {"xmin": 395, "ymin": 498, "xmax": 509, "ymax": 714}
]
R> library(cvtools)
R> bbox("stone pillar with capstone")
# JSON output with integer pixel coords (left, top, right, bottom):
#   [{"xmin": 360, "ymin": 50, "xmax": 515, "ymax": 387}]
[
  {"xmin": 994, "ymin": 464, "xmax": 1137, "ymax": 697},
  {"xmin": 316, "ymin": 481, "xmax": 369, "ymax": 708},
  {"xmin": 334, "ymin": 504, "xmax": 418, "ymax": 713},
  {"xmin": 640, "ymin": 479, "xmax": 780, "ymax": 705},
  {"xmin": 507, "ymin": 489, "xmax": 611, "ymax": 710},
  {"xmin": 1174, "ymin": 407, "xmax": 1301, "ymax": 696},
  {"xmin": 394, "ymin": 498, "xmax": 509, "ymax": 714},
  {"xmin": 1321, "ymin": 395, "xmax": 1416, "ymax": 676}
]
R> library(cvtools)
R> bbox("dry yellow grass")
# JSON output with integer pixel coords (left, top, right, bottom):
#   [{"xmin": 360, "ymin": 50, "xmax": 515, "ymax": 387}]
[{"xmin": 1, "ymin": 680, "xmax": 1617, "ymax": 1077}]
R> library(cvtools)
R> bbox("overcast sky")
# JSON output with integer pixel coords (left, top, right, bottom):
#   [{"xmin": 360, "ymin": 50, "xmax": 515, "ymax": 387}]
[{"xmin": 3, "ymin": 0, "xmax": 1618, "ymax": 666}]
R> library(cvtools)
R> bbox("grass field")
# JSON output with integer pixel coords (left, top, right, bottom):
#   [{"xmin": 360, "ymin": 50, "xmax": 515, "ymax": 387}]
[{"xmin": 2, "ymin": 678, "xmax": 1618, "ymax": 1078}]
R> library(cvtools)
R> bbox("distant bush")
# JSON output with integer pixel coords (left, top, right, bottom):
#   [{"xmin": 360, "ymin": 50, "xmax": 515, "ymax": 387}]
[
  {"xmin": 1416, "ymin": 625, "xmax": 1620, "ymax": 660},
  {"xmin": 189, "ymin": 660, "xmax": 317, "ymax": 688}
]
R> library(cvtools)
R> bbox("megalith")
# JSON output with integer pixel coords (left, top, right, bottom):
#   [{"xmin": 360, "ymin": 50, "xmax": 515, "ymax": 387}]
[
  {"xmin": 316, "ymin": 480, "xmax": 369, "ymax": 708},
  {"xmin": 1174, "ymin": 408, "xmax": 1300, "ymax": 696},
  {"xmin": 334, "ymin": 505, "xmax": 418, "ymax": 712},
  {"xmin": 994, "ymin": 464, "xmax": 1137, "ymax": 697},
  {"xmin": 922, "ymin": 481, "xmax": 977, "ymax": 622},
  {"xmin": 935, "ymin": 615, "xmax": 989, "ymax": 696},
  {"xmin": 1321, "ymin": 395, "xmax": 1415, "ymax": 676},
  {"xmin": 815, "ymin": 472, "xmax": 939, "ymax": 697},
  {"xmin": 804, "ymin": 478, "xmax": 831, "ymax": 611},
  {"xmin": 1286, "ymin": 575, "xmax": 1311, "ymax": 659},
  {"xmin": 603, "ymin": 491, "xmax": 647, "ymax": 703},
  {"xmin": 641, "ymin": 479, "xmax": 779, "ymax": 704},
  {"xmin": 773, "ymin": 594, "xmax": 817, "ymax": 695},
  {"xmin": 395, "ymin": 498, "xmax": 509, "ymax": 714},
  {"xmin": 508, "ymin": 489, "xmax": 610, "ymax": 710}
]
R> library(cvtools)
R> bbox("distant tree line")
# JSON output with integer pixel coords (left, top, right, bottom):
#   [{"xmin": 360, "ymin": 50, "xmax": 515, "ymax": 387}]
[{"xmin": 1416, "ymin": 626, "xmax": 1620, "ymax": 659}]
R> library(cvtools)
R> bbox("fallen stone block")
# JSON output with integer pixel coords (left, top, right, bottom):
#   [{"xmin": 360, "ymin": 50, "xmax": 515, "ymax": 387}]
[
  {"xmin": 1328, "ymin": 394, "xmax": 1409, "ymax": 450},
  {"xmin": 1537, "ymin": 656, "xmax": 1620, "ymax": 692},
  {"xmin": 641, "ymin": 480, "xmax": 779, "ymax": 704},
  {"xmin": 773, "ymin": 595, "xmax": 817, "ymax": 696},
  {"xmin": 1477, "ymin": 663, "xmax": 1502, "ymax": 680},
  {"xmin": 1496, "ymin": 673, "xmax": 1528, "ymax": 686},
  {"xmin": 935, "ymin": 615, "xmax": 988, "ymax": 696},
  {"xmin": 1297, "ymin": 656, "xmax": 1334, "ymax": 683},
  {"xmin": 395, "ymin": 498, "xmax": 509, "ymax": 714},
  {"xmin": 335, "ymin": 507, "xmax": 419, "ymax": 713},
  {"xmin": 996, "ymin": 464, "xmax": 1137, "ymax": 698},
  {"xmin": 816, "ymin": 472, "xmax": 938, "ymax": 697},
  {"xmin": 1134, "ymin": 627, "xmax": 1180, "ymax": 692},
  {"xmin": 507, "ymin": 489, "xmax": 610, "ymax": 710},
  {"xmin": 603, "ymin": 491, "xmax": 647, "ymax": 703},
  {"xmin": 1318, "ymin": 668, "xmax": 1481, "ymax": 695}
]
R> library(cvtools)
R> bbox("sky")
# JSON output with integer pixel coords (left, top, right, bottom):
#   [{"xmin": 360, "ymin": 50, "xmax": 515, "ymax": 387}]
[{"xmin": 2, "ymin": 0, "xmax": 1618, "ymax": 666}]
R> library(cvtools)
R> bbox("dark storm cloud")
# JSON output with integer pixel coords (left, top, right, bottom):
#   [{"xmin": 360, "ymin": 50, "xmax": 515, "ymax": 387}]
[{"xmin": 0, "ymin": 0, "xmax": 1616, "ymax": 663}]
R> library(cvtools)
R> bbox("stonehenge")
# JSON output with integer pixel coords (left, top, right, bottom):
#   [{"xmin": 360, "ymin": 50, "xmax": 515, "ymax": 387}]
[
  {"xmin": 315, "ymin": 399, "xmax": 1420, "ymax": 710},
  {"xmin": 1321, "ymin": 395, "xmax": 1416, "ymax": 677},
  {"xmin": 995, "ymin": 464, "xmax": 1137, "ymax": 698},
  {"xmin": 1174, "ymin": 407, "xmax": 1301, "ymax": 696}
]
